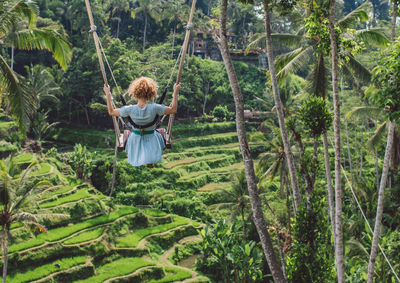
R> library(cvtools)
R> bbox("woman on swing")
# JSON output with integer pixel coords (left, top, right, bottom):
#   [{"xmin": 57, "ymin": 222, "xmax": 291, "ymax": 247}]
[{"xmin": 104, "ymin": 77, "xmax": 180, "ymax": 168}]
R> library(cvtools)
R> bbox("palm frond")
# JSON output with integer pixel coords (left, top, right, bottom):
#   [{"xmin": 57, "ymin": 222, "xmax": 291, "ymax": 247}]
[
  {"xmin": 5, "ymin": 26, "xmax": 72, "ymax": 70},
  {"xmin": 0, "ymin": 0, "xmax": 38, "ymax": 37},
  {"xmin": 271, "ymin": 33, "xmax": 304, "ymax": 49},
  {"xmin": 0, "ymin": 54, "xmax": 36, "ymax": 133},
  {"xmin": 306, "ymin": 55, "xmax": 327, "ymax": 98},
  {"xmin": 346, "ymin": 106, "xmax": 383, "ymax": 120},
  {"xmin": 246, "ymin": 33, "xmax": 265, "ymax": 53},
  {"xmin": 337, "ymin": 1, "xmax": 372, "ymax": 29},
  {"xmin": 367, "ymin": 121, "xmax": 387, "ymax": 151},
  {"xmin": 275, "ymin": 46, "xmax": 313, "ymax": 81},
  {"xmin": 10, "ymin": 212, "xmax": 38, "ymax": 223},
  {"xmin": 355, "ymin": 28, "xmax": 390, "ymax": 47},
  {"xmin": 345, "ymin": 55, "xmax": 371, "ymax": 84}
]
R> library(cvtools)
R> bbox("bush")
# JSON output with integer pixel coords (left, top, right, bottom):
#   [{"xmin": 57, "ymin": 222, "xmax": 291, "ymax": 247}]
[
  {"xmin": 0, "ymin": 140, "xmax": 18, "ymax": 158},
  {"xmin": 212, "ymin": 105, "xmax": 233, "ymax": 122}
]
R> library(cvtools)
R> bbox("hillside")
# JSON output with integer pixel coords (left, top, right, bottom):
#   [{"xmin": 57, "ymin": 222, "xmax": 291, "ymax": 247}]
[{"xmin": 1, "ymin": 121, "xmax": 267, "ymax": 282}]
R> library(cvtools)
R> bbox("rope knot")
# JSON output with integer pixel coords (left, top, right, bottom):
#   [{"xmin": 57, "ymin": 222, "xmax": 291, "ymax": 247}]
[
  {"xmin": 185, "ymin": 23, "xmax": 194, "ymax": 30},
  {"xmin": 89, "ymin": 25, "xmax": 97, "ymax": 33}
]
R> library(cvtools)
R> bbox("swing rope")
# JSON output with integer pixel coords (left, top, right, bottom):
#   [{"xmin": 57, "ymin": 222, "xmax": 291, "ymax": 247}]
[
  {"xmin": 328, "ymin": 138, "xmax": 400, "ymax": 282},
  {"xmin": 164, "ymin": 0, "xmax": 197, "ymax": 146}
]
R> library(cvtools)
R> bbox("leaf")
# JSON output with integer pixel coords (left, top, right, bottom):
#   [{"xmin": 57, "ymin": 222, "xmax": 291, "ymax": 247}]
[
  {"xmin": 355, "ymin": 28, "xmax": 390, "ymax": 47},
  {"xmin": 275, "ymin": 46, "xmax": 313, "ymax": 81},
  {"xmin": 337, "ymin": 1, "xmax": 372, "ymax": 29}
]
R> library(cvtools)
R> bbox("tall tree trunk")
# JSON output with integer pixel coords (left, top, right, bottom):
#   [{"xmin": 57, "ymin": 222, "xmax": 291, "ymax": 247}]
[
  {"xmin": 375, "ymin": 148, "xmax": 379, "ymax": 191},
  {"xmin": 262, "ymin": 0, "xmax": 301, "ymax": 213},
  {"xmin": 171, "ymin": 23, "xmax": 176, "ymax": 58},
  {"xmin": 327, "ymin": 0, "xmax": 345, "ymax": 281},
  {"xmin": 275, "ymin": 229, "xmax": 288, "ymax": 281},
  {"xmin": 367, "ymin": 5, "xmax": 397, "ymax": 280},
  {"xmin": 109, "ymin": 138, "xmax": 118, "ymax": 197},
  {"xmin": 391, "ymin": 1, "xmax": 398, "ymax": 41},
  {"xmin": 216, "ymin": 1, "xmax": 286, "ymax": 281},
  {"xmin": 359, "ymin": 122, "xmax": 364, "ymax": 178},
  {"xmin": 143, "ymin": 13, "xmax": 147, "ymax": 53},
  {"xmin": 323, "ymin": 133, "xmax": 336, "ymax": 239},
  {"xmin": 2, "ymin": 229, "xmax": 8, "ymax": 283},
  {"xmin": 241, "ymin": 207, "xmax": 246, "ymax": 240},
  {"xmin": 367, "ymin": 122, "xmax": 395, "ymax": 282}
]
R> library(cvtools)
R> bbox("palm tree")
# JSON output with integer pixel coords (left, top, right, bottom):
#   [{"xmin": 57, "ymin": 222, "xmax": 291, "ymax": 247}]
[
  {"xmin": 131, "ymin": 0, "xmax": 162, "ymax": 52},
  {"xmin": 215, "ymin": 0, "xmax": 286, "ymax": 281},
  {"xmin": 327, "ymin": 0, "xmax": 345, "ymax": 280},
  {"xmin": 211, "ymin": 170, "xmax": 250, "ymax": 238},
  {"xmin": 161, "ymin": 0, "xmax": 189, "ymax": 58},
  {"xmin": 0, "ymin": 0, "xmax": 72, "ymax": 133},
  {"xmin": 261, "ymin": 0, "xmax": 301, "ymax": 214},
  {"xmin": 367, "ymin": 1, "xmax": 398, "ymax": 279},
  {"xmin": 105, "ymin": 0, "xmax": 130, "ymax": 38},
  {"xmin": 0, "ymin": 156, "xmax": 66, "ymax": 282}
]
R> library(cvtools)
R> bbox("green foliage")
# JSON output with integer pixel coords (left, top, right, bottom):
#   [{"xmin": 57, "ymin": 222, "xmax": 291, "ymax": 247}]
[
  {"xmin": 370, "ymin": 39, "xmax": 400, "ymax": 122},
  {"xmin": 148, "ymin": 267, "xmax": 192, "ymax": 283},
  {"xmin": 68, "ymin": 144, "xmax": 95, "ymax": 180},
  {"xmin": 197, "ymin": 221, "xmax": 265, "ymax": 283},
  {"xmin": 0, "ymin": 140, "xmax": 18, "ymax": 158},
  {"xmin": 286, "ymin": 192, "xmax": 335, "ymax": 282},
  {"xmin": 4, "ymin": 256, "xmax": 86, "ymax": 283},
  {"xmin": 170, "ymin": 241, "xmax": 201, "ymax": 264},
  {"xmin": 212, "ymin": 105, "xmax": 233, "ymax": 121},
  {"xmin": 299, "ymin": 96, "xmax": 332, "ymax": 137}
]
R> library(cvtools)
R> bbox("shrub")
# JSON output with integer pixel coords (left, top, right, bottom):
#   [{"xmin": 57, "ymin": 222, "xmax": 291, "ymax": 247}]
[{"xmin": 212, "ymin": 105, "xmax": 233, "ymax": 122}]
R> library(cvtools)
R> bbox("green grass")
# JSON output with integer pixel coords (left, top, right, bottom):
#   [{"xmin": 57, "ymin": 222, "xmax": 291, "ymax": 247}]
[
  {"xmin": 31, "ymin": 163, "xmax": 52, "ymax": 176},
  {"xmin": 116, "ymin": 216, "xmax": 189, "ymax": 248},
  {"xmin": 73, "ymin": 257, "xmax": 154, "ymax": 283},
  {"xmin": 39, "ymin": 188, "xmax": 93, "ymax": 208},
  {"xmin": 148, "ymin": 267, "xmax": 192, "ymax": 283},
  {"xmin": 4, "ymin": 256, "xmax": 86, "ymax": 283},
  {"xmin": 63, "ymin": 227, "xmax": 105, "ymax": 245},
  {"xmin": 144, "ymin": 209, "xmax": 167, "ymax": 217},
  {"xmin": 9, "ymin": 206, "xmax": 138, "ymax": 253},
  {"xmin": 13, "ymin": 153, "xmax": 34, "ymax": 164},
  {"xmin": 39, "ymin": 185, "xmax": 74, "ymax": 201}
]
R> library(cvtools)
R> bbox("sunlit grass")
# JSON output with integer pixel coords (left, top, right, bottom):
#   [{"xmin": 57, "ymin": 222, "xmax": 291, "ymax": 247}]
[
  {"xmin": 9, "ymin": 206, "xmax": 138, "ymax": 253},
  {"xmin": 73, "ymin": 257, "xmax": 154, "ymax": 283},
  {"xmin": 4, "ymin": 256, "xmax": 86, "ymax": 283},
  {"xmin": 116, "ymin": 216, "xmax": 189, "ymax": 248},
  {"xmin": 63, "ymin": 227, "xmax": 105, "ymax": 245},
  {"xmin": 40, "ymin": 189, "xmax": 92, "ymax": 208}
]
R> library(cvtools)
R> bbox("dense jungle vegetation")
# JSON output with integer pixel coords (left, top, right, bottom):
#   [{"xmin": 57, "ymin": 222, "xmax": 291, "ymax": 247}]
[{"xmin": 0, "ymin": 0, "xmax": 399, "ymax": 282}]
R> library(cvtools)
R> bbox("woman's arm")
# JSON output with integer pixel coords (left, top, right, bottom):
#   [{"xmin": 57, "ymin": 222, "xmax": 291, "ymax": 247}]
[
  {"xmin": 164, "ymin": 83, "xmax": 181, "ymax": 115},
  {"xmin": 104, "ymin": 84, "xmax": 120, "ymax": 117}
]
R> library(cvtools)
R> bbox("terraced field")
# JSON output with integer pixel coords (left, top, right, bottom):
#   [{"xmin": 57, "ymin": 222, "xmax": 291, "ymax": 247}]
[{"xmin": 2, "ymin": 122, "xmax": 266, "ymax": 282}]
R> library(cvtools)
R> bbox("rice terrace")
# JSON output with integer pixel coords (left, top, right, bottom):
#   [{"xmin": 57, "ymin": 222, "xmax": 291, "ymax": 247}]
[{"xmin": 1, "ymin": 0, "xmax": 400, "ymax": 282}]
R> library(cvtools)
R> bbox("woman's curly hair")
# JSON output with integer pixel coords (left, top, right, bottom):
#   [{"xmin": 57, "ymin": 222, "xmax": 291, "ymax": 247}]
[{"xmin": 128, "ymin": 77, "xmax": 158, "ymax": 100}]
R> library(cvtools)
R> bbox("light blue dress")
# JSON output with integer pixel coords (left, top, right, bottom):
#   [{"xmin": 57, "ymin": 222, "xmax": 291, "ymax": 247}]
[{"xmin": 120, "ymin": 103, "xmax": 166, "ymax": 166}]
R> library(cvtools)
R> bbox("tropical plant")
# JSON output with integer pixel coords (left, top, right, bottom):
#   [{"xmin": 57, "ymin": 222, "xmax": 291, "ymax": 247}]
[
  {"xmin": 0, "ymin": 0, "xmax": 72, "ymax": 133},
  {"xmin": 0, "ymin": 156, "xmax": 65, "ymax": 283},
  {"xmin": 68, "ymin": 144, "xmax": 94, "ymax": 180},
  {"xmin": 105, "ymin": 0, "xmax": 130, "ymax": 38},
  {"xmin": 211, "ymin": 170, "xmax": 250, "ymax": 237},
  {"xmin": 367, "ymin": 15, "xmax": 400, "ymax": 280},
  {"xmin": 131, "ymin": 0, "xmax": 162, "ymax": 52},
  {"xmin": 197, "ymin": 220, "xmax": 265, "ymax": 283},
  {"xmin": 286, "ymin": 191, "xmax": 335, "ymax": 282},
  {"xmin": 216, "ymin": 0, "xmax": 286, "ymax": 281}
]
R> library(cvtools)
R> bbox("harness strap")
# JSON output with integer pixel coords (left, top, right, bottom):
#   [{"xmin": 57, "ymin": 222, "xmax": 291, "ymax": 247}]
[{"xmin": 131, "ymin": 129, "xmax": 155, "ymax": 135}]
